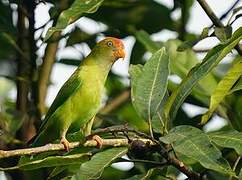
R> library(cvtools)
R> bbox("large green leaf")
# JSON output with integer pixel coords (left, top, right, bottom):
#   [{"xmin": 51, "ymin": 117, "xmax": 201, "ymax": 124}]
[
  {"xmin": 163, "ymin": 27, "xmax": 242, "ymax": 122},
  {"xmin": 135, "ymin": 31, "xmax": 217, "ymax": 105},
  {"xmin": 71, "ymin": 147, "xmax": 127, "ymax": 180},
  {"xmin": 44, "ymin": 0, "xmax": 104, "ymax": 41},
  {"xmin": 201, "ymin": 59, "xmax": 242, "ymax": 124},
  {"xmin": 208, "ymin": 130, "xmax": 242, "ymax": 155},
  {"xmin": 160, "ymin": 125, "xmax": 235, "ymax": 176},
  {"xmin": 129, "ymin": 48, "xmax": 169, "ymax": 135}
]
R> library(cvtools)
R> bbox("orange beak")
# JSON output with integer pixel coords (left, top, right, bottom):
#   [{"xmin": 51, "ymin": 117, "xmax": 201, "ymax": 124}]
[{"xmin": 114, "ymin": 48, "xmax": 125, "ymax": 60}]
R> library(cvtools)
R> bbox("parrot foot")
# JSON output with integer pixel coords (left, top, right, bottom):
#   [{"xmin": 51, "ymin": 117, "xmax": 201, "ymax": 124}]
[
  {"xmin": 89, "ymin": 135, "xmax": 103, "ymax": 148},
  {"xmin": 61, "ymin": 137, "xmax": 70, "ymax": 151}
]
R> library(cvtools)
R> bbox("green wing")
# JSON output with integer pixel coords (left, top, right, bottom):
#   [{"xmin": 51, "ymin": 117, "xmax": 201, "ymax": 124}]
[{"xmin": 38, "ymin": 68, "xmax": 82, "ymax": 132}]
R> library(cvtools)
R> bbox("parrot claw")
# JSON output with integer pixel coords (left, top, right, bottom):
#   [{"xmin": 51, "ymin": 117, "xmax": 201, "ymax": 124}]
[
  {"xmin": 61, "ymin": 137, "xmax": 70, "ymax": 151},
  {"xmin": 90, "ymin": 135, "xmax": 103, "ymax": 148}
]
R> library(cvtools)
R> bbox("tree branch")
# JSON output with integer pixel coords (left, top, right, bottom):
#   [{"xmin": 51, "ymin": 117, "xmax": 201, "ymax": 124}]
[
  {"xmin": 38, "ymin": 32, "xmax": 60, "ymax": 115},
  {"xmin": 0, "ymin": 138, "xmax": 153, "ymax": 159},
  {"xmin": 91, "ymin": 125, "xmax": 156, "ymax": 142},
  {"xmin": 93, "ymin": 126, "xmax": 201, "ymax": 179},
  {"xmin": 168, "ymin": 156, "xmax": 201, "ymax": 179},
  {"xmin": 219, "ymin": 0, "xmax": 240, "ymax": 23},
  {"xmin": 0, "ymin": 124, "xmax": 201, "ymax": 179},
  {"xmin": 197, "ymin": 0, "xmax": 242, "ymax": 55}
]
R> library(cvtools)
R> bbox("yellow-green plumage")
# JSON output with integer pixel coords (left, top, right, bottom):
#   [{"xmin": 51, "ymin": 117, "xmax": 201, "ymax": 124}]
[{"xmin": 32, "ymin": 37, "xmax": 125, "ymax": 148}]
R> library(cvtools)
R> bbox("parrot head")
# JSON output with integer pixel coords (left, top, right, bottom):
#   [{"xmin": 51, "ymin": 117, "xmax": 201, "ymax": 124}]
[{"xmin": 95, "ymin": 37, "xmax": 125, "ymax": 61}]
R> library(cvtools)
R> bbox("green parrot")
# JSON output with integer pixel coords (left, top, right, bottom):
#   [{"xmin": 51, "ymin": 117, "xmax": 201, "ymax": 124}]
[{"xmin": 32, "ymin": 37, "xmax": 125, "ymax": 151}]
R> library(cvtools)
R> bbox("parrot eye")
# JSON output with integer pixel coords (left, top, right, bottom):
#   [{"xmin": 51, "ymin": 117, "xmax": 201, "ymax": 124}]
[{"xmin": 107, "ymin": 41, "xmax": 113, "ymax": 47}]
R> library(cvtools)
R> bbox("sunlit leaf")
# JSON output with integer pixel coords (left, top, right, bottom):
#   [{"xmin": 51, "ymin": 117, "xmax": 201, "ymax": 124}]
[
  {"xmin": 201, "ymin": 60, "xmax": 242, "ymax": 124},
  {"xmin": 160, "ymin": 125, "xmax": 235, "ymax": 176},
  {"xmin": 230, "ymin": 77, "xmax": 242, "ymax": 93},
  {"xmin": 163, "ymin": 27, "xmax": 242, "ymax": 122}
]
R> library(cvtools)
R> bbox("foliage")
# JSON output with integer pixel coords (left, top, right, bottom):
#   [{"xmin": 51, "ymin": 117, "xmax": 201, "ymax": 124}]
[{"xmin": 0, "ymin": 0, "xmax": 242, "ymax": 179}]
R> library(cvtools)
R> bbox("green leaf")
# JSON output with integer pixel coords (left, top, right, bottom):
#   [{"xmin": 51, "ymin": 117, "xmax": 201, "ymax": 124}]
[
  {"xmin": 200, "ymin": 27, "xmax": 209, "ymax": 39},
  {"xmin": 135, "ymin": 32, "xmax": 217, "ymax": 107},
  {"xmin": 44, "ymin": 0, "xmax": 104, "ymax": 41},
  {"xmin": 135, "ymin": 30, "xmax": 159, "ymax": 53},
  {"xmin": 239, "ymin": 168, "xmax": 242, "ymax": 180},
  {"xmin": 177, "ymin": 27, "xmax": 209, "ymax": 52},
  {"xmin": 7, "ymin": 153, "xmax": 90, "ymax": 171},
  {"xmin": 201, "ymin": 60, "xmax": 242, "ymax": 124},
  {"xmin": 129, "ymin": 64, "xmax": 143, "ymax": 101},
  {"xmin": 230, "ymin": 77, "xmax": 242, "ymax": 93},
  {"xmin": 160, "ymin": 125, "xmax": 235, "ymax": 176},
  {"xmin": 214, "ymin": 26, "xmax": 232, "ymax": 42},
  {"xmin": 208, "ymin": 130, "xmax": 242, "ymax": 155},
  {"xmin": 71, "ymin": 147, "xmax": 127, "ymax": 180},
  {"xmin": 117, "ymin": 103, "xmax": 149, "ymax": 132},
  {"xmin": 163, "ymin": 27, "xmax": 242, "ymax": 122},
  {"xmin": 129, "ymin": 48, "xmax": 169, "ymax": 132},
  {"xmin": 125, "ymin": 168, "xmax": 163, "ymax": 180},
  {"xmin": 177, "ymin": 40, "xmax": 198, "ymax": 52},
  {"xmin": 151, "ymin": 92, "xmax": 169, "ymax": 134}
]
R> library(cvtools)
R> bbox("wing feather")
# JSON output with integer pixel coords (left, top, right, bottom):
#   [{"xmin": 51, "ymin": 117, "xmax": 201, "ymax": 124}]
[{"xmin": 38, "ymin": 68, "xmax": 82, "ymax": 132}]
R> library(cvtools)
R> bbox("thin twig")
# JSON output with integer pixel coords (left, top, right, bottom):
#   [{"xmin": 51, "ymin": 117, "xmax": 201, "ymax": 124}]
[
  {"xmin": 168, "ymin": 156, "xmax": 201, "ymax": 179},
  {"xmin": 0, "ymin": 138, "xmax": 154, "ymax": 159},
  {"xmin": 197, "ymin": 0, "xmax": 242, "ymax": 55},
  {"xmin": 208, "ymin": 0, "xmax": 240, "ymax": 28}
]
